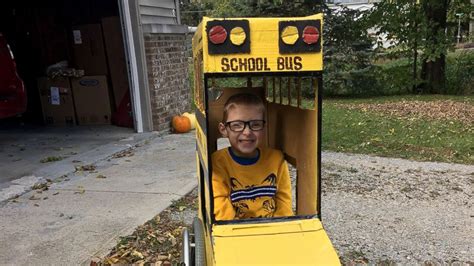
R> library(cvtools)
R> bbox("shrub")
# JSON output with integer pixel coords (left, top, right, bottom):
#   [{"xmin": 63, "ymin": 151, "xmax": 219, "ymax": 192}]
[
  {"xmin": 445, "ymin": 51, "xmax": 474, "ymax": 95},
  {"xmin": 324, "ymin": 63, "xmax": 382, "ymax": 97},
  {"xmin": 375, "ymin": 57, "xmax": 416, "ymax": 95}
]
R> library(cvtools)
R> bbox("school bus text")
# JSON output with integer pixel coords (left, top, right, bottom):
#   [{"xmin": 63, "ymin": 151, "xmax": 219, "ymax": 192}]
[{"xmin": 220, "ymin": 56, "xmax": 303, "ymax": 72}]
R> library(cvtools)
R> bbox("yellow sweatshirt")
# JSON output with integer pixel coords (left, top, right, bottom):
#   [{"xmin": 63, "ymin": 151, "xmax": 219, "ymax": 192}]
[{"xmin": 212, "ymin": 147, "xmax": 293, "ymax": 220}]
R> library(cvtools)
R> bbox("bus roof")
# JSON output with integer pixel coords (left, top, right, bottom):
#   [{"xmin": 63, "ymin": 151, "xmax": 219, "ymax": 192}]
[{"xmin": 193, "ymin": 14, "xmax": 323, "ymax": 74}]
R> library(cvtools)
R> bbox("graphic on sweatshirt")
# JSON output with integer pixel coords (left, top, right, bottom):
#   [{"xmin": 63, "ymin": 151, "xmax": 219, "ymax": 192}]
[{"xmin": 230, "ymin": 173, "xmax": 277, "ymax": 218}]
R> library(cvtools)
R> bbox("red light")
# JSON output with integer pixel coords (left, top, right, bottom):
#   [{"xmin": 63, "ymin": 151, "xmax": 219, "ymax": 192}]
[
  {"xmin": 209, "ymin": 25, "xmax": 227, "ymax": 44},
  {"xmin": 302, "ymin": 26, "xmax": 319, "ymax": 45}
]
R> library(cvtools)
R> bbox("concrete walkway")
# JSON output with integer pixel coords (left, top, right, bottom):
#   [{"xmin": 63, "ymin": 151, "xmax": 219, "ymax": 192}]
[
  {"xmin": 0, "ymin": 132, "xmax": 197, "ymax": 265},
  {"xmin": 1, "ymin": 125, "xmax": 142, "ymax": 191}
]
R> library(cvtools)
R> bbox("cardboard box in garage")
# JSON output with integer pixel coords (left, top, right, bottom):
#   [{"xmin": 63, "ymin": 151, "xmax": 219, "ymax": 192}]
[
  {"xmin": 71, "ymin": 76, "xmax": 111, "ymax": 125},
  {"xmin": 102, "ymin": 16, "xmax": 130, "ymax": 110},
  {"xmin": 71, "ymin": 24, "xmax": 108, "ymax": 76},
  {"xmin": 37, "ymin": 77, "xmax": 76, "ymax": 126}
]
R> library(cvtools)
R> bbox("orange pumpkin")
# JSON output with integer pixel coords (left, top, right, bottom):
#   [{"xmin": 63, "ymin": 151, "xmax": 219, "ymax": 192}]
[{"xmin": 172, "ymin": 115, "xmax": 191, "ymax": 133}]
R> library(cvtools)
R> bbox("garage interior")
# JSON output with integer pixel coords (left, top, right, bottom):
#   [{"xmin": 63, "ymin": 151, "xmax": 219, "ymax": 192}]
[
  {"xmin": 0, "ymin": 0, "xmax": 142, "ymax": 185},
  {"xmin": 0, "ymin": 0, "xmax": 134, "ymax": 127}
]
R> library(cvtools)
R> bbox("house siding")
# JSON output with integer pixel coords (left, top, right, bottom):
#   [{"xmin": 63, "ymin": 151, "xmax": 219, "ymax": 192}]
[{"xmin": 139, "ymin": 0, "xmax": 179, "ymax": 25}]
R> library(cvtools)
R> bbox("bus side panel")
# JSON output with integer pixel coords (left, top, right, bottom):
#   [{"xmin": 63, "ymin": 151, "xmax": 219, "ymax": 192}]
[{"xmin": 267, "ymin": 103, "xmax": 318, "ymax": 216}]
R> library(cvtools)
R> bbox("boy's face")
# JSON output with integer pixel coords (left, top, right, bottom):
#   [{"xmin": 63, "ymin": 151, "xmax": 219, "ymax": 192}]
[{"xmin": 219, "ymin": 104, "xmax": 265, "ymax": 158}]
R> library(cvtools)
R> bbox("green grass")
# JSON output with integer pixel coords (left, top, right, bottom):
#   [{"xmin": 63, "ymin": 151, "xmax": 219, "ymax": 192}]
[{"xmin": 322, "ymin": 95, "xmax": 473, "ymax": 164}]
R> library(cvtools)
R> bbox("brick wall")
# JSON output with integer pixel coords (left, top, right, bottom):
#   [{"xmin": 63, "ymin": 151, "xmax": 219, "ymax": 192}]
[{"xmin": 144, "ymin": 34, "xmax": 190, "ymax": 132}]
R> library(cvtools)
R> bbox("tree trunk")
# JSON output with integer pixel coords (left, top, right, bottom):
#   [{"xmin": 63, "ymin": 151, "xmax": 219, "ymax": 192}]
[
  {"xmin": 421, "ymin": 55, "xmax": 446, "ymax": 93},
  {"xmin": 420, "ymin": 0, "xmax": 448, "ymax": 94}
]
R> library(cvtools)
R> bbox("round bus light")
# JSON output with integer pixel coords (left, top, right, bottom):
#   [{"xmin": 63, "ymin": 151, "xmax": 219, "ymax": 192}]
[
  {"xmin": 209, "ymin": 25, "xmax": 227, "ymax": 44},
  {"xmin": 230, "ymin": 27, "xmax": 246, "ymax": 46},
  {"xmin": 281, "ymin": 26, "xmax": 299, "ymax": 45},
  {"xmin": 302, "ymin": 26, "xmax": 319, "ymax": 45}
]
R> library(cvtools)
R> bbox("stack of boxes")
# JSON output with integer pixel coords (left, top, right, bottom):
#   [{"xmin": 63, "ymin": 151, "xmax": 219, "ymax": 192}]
[{"xmin": 38, "ymin": 17, "xmax": 130, "ymax": 126}]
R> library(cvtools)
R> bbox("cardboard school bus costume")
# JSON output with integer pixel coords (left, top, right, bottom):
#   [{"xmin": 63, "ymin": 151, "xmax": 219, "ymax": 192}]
[{"xmin": 182, "ymin": 13, "xmax": 340, "ymax": 265}]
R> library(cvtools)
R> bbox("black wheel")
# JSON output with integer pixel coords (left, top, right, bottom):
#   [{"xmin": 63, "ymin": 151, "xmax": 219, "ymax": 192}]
[{"xmin": 193, "ymin": 217, "xmax": 206, "ymax": 266}]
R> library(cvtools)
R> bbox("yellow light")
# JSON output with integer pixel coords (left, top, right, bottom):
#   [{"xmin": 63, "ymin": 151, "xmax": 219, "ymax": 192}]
[
  {"xmin": 281, "ymin": 26, "xmax": 299, "ymax": 45},
  {"xmin": 230, "ymin": 27, "xmax": 246, "ymax": 46}
]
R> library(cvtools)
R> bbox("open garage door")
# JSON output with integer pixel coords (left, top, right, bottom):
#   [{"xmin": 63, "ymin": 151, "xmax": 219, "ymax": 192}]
[
  {"xmin": 0, "ymin": 0, "xmax": 137, "ymax": 129},
  {"xmin": 0, "ymin": 0, "xmax": 151, "ymax": 191}
]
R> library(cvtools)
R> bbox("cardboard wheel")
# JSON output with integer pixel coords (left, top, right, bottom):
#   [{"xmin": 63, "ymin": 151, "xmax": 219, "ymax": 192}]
[{"xmin": 193, "ymin": 217, "xmax": 206, "ymax": 266}]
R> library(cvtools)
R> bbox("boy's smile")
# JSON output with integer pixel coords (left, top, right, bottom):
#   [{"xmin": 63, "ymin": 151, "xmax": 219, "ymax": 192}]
[{"xmin": 219, "ymin": 104, "xmax": 265, "ymax": 158}]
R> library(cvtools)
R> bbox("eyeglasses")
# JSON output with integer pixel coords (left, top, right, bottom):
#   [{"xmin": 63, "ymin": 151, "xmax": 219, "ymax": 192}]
[{"xmin": 225, "ymin": 120, "xmax": 266, "ymax": 132}]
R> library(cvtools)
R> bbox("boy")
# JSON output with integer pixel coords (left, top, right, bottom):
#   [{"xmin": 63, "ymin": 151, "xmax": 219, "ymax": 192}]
[{"xmin": 212, "ymin": 93, "xmax": 293, "ymax": 220}]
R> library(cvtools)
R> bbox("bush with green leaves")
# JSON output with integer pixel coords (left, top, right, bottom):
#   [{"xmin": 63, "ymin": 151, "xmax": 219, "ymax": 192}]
[
  {"xmin": 375, "ymin": 57, "xmax": 414, "ymax": 95},
  {"xmin": 445, "ymin": 51, "xmax": 474, "ymax": 95}
]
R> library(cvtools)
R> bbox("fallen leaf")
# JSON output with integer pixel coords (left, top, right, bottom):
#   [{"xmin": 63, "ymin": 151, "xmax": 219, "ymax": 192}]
[
  {"xmin": 131, "ymin": 250, "xmax": 144, "ymax": 259},
  {"xmin": 112, "ymin": 149, "xmax": 134, "ymax": 159},
  {"xmin": 75, "ymin": 164, "xmax": 96, "ymax": 172},
  {"xmin": 166, "ymin": 233, "xmax": 177, "ymax": 246},
  {"xmin": 31, "ymin": 182, "xmax": 49, "ymax": 191},
  {"xmin": 74, "ymin": 186, "xmax": 85, "ymax": 194},
  {"xmin": 120, "ymin": 250, "xmax": 131, "ymax": 258},
  {"xmin": 106, "ymin": 256, "xmax": 119, "ymax": 264},
  {"xmin": 29, "ymin": 195, "xmax": 41, "ymax": 200},
  {"xmin": 40, "ymin": 156, "xmax": 63, "ymax": 163}
]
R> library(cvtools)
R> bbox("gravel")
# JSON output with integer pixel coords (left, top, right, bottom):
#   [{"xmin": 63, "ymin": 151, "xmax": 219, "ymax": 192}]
[
  {"xmin": 320, "ymin": 151, "xmax": 473, "ymax": 264},
  {"xmin": 132, "ymin": 150, "xmax": 473, "ymax": 264}
]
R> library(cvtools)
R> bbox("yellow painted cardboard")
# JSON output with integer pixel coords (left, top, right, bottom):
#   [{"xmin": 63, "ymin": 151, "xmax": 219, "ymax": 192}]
[
  {"xmin": 195, "ymin": 123, "xmax": 209, "ymax": 169},
  {"xmin": 192, "ymin": 13, "xmax": 340, "ymax": 266},
  {"xmin": 212, "ymin": 218, "xmax": 340, "ymax": 265},
  {"xmin": 197, "ymin": 14, "xmax": 323, "ymax": 74}
]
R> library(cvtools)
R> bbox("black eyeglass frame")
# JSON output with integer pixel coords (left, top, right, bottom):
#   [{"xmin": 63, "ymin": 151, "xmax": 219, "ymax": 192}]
[{"xmin": 224, "ymin": 120, "xmax": 266, "ymax": 132}]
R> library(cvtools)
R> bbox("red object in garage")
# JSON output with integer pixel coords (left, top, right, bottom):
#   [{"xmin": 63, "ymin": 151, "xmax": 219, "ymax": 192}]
[
  {"xmin": 0, "ymin": 33, "xmax": 27, "ymax": 119},
  {"xmin": 112, "ymin": 90, "xmax": 134, "ymax": 128}
]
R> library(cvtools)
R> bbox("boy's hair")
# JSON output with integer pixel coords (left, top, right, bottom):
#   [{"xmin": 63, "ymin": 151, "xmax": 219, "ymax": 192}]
[{"xmin": 222, "ymin": 93, "xmax": 265, "ymax": 122}]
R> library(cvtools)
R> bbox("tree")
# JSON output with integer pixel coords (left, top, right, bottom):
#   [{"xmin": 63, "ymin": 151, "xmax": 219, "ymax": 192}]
[
  {"xmin": 322, "ymin": 6, "xmax": 378, "ymax": 96},
  {"xmin": 369, "ymin": 0, "xmax": 425, "ymax": 93},
  {"xmin": 180, "ymin": 0, "xmax": 376, "ymax": 96},
  {"xmin": 180, "ymin": 1, "xmax": 213, "ymax": 27},
  {"xmin": 368, "ymin": 0, "xmax": 463, "ymax": 94},
  {"xmin": 446, "ymin": 0, "xmax": 473, "ymax": 45},
  {"xmin": 421, "ymin": 0, "xmax": 449, "ymax": 93},
  {"xmin": 206, "ymin": 0, "xmax": 324, "ymax": 17}
]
